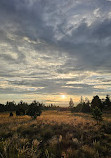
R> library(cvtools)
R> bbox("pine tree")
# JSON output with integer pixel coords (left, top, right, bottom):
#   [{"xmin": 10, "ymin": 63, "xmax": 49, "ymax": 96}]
[{"xmin": 92, "ymin": 107, "xmax": 103, "ymax": 124}]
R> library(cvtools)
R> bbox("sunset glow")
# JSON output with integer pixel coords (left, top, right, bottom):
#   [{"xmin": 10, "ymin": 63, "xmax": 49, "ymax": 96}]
[
  {"xmin": 0, "ymin": 0, "xmax": 111, "ymax": 105},
  {"xmin": 61, "ymin": 95, "xmax": 66, "ymax": 99}
]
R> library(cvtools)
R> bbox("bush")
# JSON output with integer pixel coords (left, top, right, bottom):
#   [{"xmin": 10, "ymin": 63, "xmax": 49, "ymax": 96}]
[
  {"xmin": 92, "ymin": 107, "xmax": 103, "ymax": 124},
  {"xmin": 26, "ymin": 101, "xmax": 42, "ymax": 119}
]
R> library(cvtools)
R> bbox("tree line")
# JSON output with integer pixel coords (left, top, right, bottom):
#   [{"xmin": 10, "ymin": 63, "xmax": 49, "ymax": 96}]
[
  {"xmin": 69, "ymin": 94, "xmax": 111, "ymax": 113},
  {"xmin": 0, "ymin": 100, "xmax": 60, "ymax": 118},
  {"xmin": 0, "ymin": 101, "xmax": 60, "ymax": 112},
  {"xmin": 0, "ymin": 94, "xmax": 111, "ymax": 119}
]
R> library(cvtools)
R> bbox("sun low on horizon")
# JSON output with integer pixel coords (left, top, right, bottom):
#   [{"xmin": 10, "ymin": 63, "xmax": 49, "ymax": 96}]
[{"xmin": 61, "ymin": 95, "xmax": 66, "ymax": 99}]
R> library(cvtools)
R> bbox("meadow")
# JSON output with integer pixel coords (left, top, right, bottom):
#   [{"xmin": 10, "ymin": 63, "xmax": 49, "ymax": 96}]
[{"xmin": 0, "ymin": 111, "xmax": 111, "ymax": 158}]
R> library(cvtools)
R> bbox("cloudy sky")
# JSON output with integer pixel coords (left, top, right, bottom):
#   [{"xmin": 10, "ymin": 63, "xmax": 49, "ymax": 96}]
[{"xmin": 0, "ymin": 0, "xmax": 111, "ymax": 105}]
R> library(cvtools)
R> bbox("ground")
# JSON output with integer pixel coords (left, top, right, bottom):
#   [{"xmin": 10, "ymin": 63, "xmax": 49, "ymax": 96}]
[{"xmin": 0, "ymin": 111, "xmax": 111, "ymax": 158}]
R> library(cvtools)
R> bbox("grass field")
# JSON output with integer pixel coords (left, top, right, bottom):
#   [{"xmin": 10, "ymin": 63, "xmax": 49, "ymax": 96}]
[{"xmin": 0, "ymin": 111, "xmax": 111, "ymax": 158}]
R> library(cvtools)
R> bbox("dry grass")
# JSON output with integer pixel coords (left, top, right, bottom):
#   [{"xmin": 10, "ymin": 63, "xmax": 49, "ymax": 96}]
[{"xmin": 0, "ymin": 111, "xmax": 111, "ymax": 158}]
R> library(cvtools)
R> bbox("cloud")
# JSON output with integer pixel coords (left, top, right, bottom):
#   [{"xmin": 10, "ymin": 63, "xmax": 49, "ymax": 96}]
[{"xmin": 0, "ymin": 0, "xmax": 111, "ymax": 104}]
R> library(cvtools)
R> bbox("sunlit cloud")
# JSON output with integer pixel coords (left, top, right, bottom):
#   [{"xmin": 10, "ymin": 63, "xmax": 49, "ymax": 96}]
[{"xmin": 0, "ymin": 0, "xmax": 111, "ymax": 105}]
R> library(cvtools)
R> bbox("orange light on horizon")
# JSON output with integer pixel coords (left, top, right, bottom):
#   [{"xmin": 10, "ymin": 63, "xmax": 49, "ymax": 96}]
[{"xmin": 61, "ymin": 95, "xmax": 66, "ymax": 99}]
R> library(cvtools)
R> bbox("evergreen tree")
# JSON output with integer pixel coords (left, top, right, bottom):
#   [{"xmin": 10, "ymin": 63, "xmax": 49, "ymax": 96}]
[
  {"xmin": 92, "ymin": 107, "xmax": 103, "ymax": 124},
  {"xmin": 105, "ymin": 95, "xmax": 111, "ymax": 107},
  {"xmin": 91, "ymin": 95, "xmax": 103, "ymax": 111},
  {"xmin": 26, "ymin": 100, "xmax": 42, "ymax": 119}
]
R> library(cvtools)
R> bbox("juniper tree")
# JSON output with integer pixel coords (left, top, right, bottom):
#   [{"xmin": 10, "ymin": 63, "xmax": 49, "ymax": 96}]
[{"xmin": 92, "ymin": 107, "xmax": 103, "ymax": 124}]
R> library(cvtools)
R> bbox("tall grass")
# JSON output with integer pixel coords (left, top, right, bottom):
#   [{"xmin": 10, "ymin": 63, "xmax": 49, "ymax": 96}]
[{"xmin": 0, "ymin": 111, "xmax": 111, "ymax": 158}]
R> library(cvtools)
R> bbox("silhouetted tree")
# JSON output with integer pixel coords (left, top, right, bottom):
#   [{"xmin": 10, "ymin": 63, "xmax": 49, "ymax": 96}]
[
  {"xmin": 69, "ymin": 98, "xmax": 74, "ymax": 108},
  {"xmin": 0, "ymin": 104, "xmax": 5, "ymax": 112},
  {"xmin": 104, "ymin": 95, "xmax": 111, "ymax": 108},
  {"xmin": 92, "ymin": 107, "xmax": 103, "ymax": 124},
  {"xmin": 74, "ymin": 97, "xmax": 91, "ymax": 113},
  {"xmin": 5, "ymin": 101, "xmax": 16, "ymax": 111},
  {"xmin": 91, "ymin": 95, "xmax": 103, "ymax": 111},
  {"xmin": 74, "ymin": 103, "xmax": 83, "ymax": 112},
  {"xmin": 26, "ymin": 100, "xmax": 42, "ymax": 119},
  {"xmin": 69, "ymin": 98, "xmax": 74, "ymax": 112},
  {"xmin": 81, "ymin": 102, "xmax": 91, "ymax": 113},
  {"xmin": 80, "ymin": 96, "xmax": 84, "ymax": 104},
  {"xmin": 17, "ymin": 100, "xmax": 28, "ymax": 111}
]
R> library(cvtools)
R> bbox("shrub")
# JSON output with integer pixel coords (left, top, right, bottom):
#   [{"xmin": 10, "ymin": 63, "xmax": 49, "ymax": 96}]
[
  {"xmin": 26, "ymin": 101, "xmax": 42, "ymax": 119},
  {"xmin": 92, "ymin": 107, "xmax": 103, "ymax": 124}
]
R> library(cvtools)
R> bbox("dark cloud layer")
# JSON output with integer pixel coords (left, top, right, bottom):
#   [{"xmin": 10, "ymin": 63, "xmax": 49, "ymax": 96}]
[{"xmin": 0, "ymin": 0, "xmax": 111, "ymax": 103}]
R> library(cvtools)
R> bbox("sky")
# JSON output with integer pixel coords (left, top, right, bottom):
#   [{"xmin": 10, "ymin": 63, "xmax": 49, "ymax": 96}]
[{"xmin": 0, "ymin": 0, "xmax": 111, "ymax": 106}]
